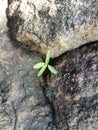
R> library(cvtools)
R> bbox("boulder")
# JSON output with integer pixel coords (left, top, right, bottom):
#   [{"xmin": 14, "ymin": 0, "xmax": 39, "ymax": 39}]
[
  {"xmin": 7, "ymin": 0, "xmax": 98, "ymax": 58},
  {"xmin": 0, "ymin": 33, "xmax": 55, "ymax": 130},
  {"xmin": 2, "ymin": 1, "xmax": 98, "ymax": 129},
  {"xmin": 0, "ymin": 33, "xmax": 98, "ymax": 130},
  {"xmin": 45, "ymin": 42, "xmax": 98, "ymax": 130}
]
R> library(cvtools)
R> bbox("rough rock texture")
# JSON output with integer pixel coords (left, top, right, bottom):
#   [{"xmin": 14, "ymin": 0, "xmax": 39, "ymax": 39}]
[
  {"xmin": 1, "ymin": 1, "xmax": 98, "ymax": 130},
  {"xmin": 45, "ymin": 42, "xmax": 98, "ymax": 130},
  {"xmin": 0, "ymin": 33, "xmax": 56, "ymax": 130},
  {"xmin": 1, "ymin": 33, "xmax": 98, "ymax": 130},
  {"xmin": 0, "ymin": 0, "xmax": 7, "ymax": 34},
  {"xmin": 7, "ymin": 0, "xmax": 98, "ymax": 58}
]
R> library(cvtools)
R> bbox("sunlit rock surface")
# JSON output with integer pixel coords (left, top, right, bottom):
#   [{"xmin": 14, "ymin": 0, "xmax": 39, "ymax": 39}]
[
  {"xmin": 7, "ymin": 0, "xmax": 98, "ymax": 57},
  {"xmin": 0, "ymin": 0, "xmax": 7, "ymax": 34}
]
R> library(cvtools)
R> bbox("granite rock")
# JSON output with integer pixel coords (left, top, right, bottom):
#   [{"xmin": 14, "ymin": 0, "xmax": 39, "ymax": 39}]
[
  {"xmin": 0, "ymin": 33, "xmax": 55, "ymax": 130},
  {"xmin": 7, "ymin": 0, "xmax": 98, "ymax": 58},
  {"xmin": 45, "ymin": 42, "xmax": 98, "ymax": 130},
  {"xmin": 1, "ymin": 1, "xmax": 98, "ymax": 129}
]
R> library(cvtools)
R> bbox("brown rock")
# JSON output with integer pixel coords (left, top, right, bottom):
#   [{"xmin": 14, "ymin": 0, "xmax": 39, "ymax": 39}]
[
  {"xmin": 45, "ymin": 42, "xmax": 98, "ymax": 130},
  {"xmin": 7, "ymin": 0, "xmax": 98, "ymax": 58}
]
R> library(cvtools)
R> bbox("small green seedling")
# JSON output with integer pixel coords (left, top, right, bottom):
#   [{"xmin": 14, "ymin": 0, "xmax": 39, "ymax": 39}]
[{"xmin": 33, "ymin": 50, "xmax": 58, "ymax": 77}]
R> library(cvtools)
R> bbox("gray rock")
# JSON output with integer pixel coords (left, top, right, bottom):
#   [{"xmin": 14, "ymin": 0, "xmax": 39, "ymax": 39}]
[
  {"xmin": 0, "ymin": 0, "xmax": 7, "ymax": 34},
  {"xmin": 7, "ymin": 0, "xmax": 98, "ymax": 58},
  {"xmin": 1, "ymin": 1, "xmax": 98, "ymax": 129},
  {"xmin": 0, "ymin": 33, "xmax": 55, "ymax": 130},
  {"xmin": 45, "ymin": 42, "xmax": 98, "ymax": 130}
]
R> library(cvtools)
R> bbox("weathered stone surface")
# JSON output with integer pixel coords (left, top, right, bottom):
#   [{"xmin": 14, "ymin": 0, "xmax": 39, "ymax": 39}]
[
  {"xmin": 7, "ymin": 0, "xmax": 98, "ymax": 58},
  {"xmin": 1, "ymin": 33, "xmax": 98, "ymax": 130},
  {"xmin": 1, "ymin": 1, "xmax": 98, "ymax": 129},
  {"xmin": 45, "ymin": 42, "xmax": 98, "ymax": 130},
  {"xmin": 0, "ymin": 0, "xmax": 7, "ymax": 34},
  {"xmin": 0, "ymin": 33, "xmax": 55, "ymax": 130}
]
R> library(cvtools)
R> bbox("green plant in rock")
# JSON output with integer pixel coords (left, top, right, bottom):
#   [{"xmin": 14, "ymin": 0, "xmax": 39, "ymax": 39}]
[{"xmin": 33, "ymin": 50, "xmax": 58, "ymax": 77}]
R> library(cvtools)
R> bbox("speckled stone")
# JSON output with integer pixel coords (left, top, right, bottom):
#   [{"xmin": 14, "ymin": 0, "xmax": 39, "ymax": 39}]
[
  {"xmin": 45, "ymin": 42, "xmax": 98, "ymax": 130},
  {"xmin": 7, "ymin": 0, "xmax": 98, "ymax": 57},
  {"xmin": 0, "ymin": 33, "xmax": 55, "ymax": 130}
]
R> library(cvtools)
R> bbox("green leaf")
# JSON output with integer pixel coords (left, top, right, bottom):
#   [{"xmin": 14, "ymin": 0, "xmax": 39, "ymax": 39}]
[
  {"xmin": 33, "ymin": 62, "xmax": 45, "ymax": 69},
  {"xmin": 45, "ymin": 50, "xmax": 50, "ymax": 65},
  {"xmin": 48, "ymin": 65, "xmax": 58, "ymax": 74},
  {"xmin": 37, "ymin": 64, "xmax": 47, "ymax": 77}
]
